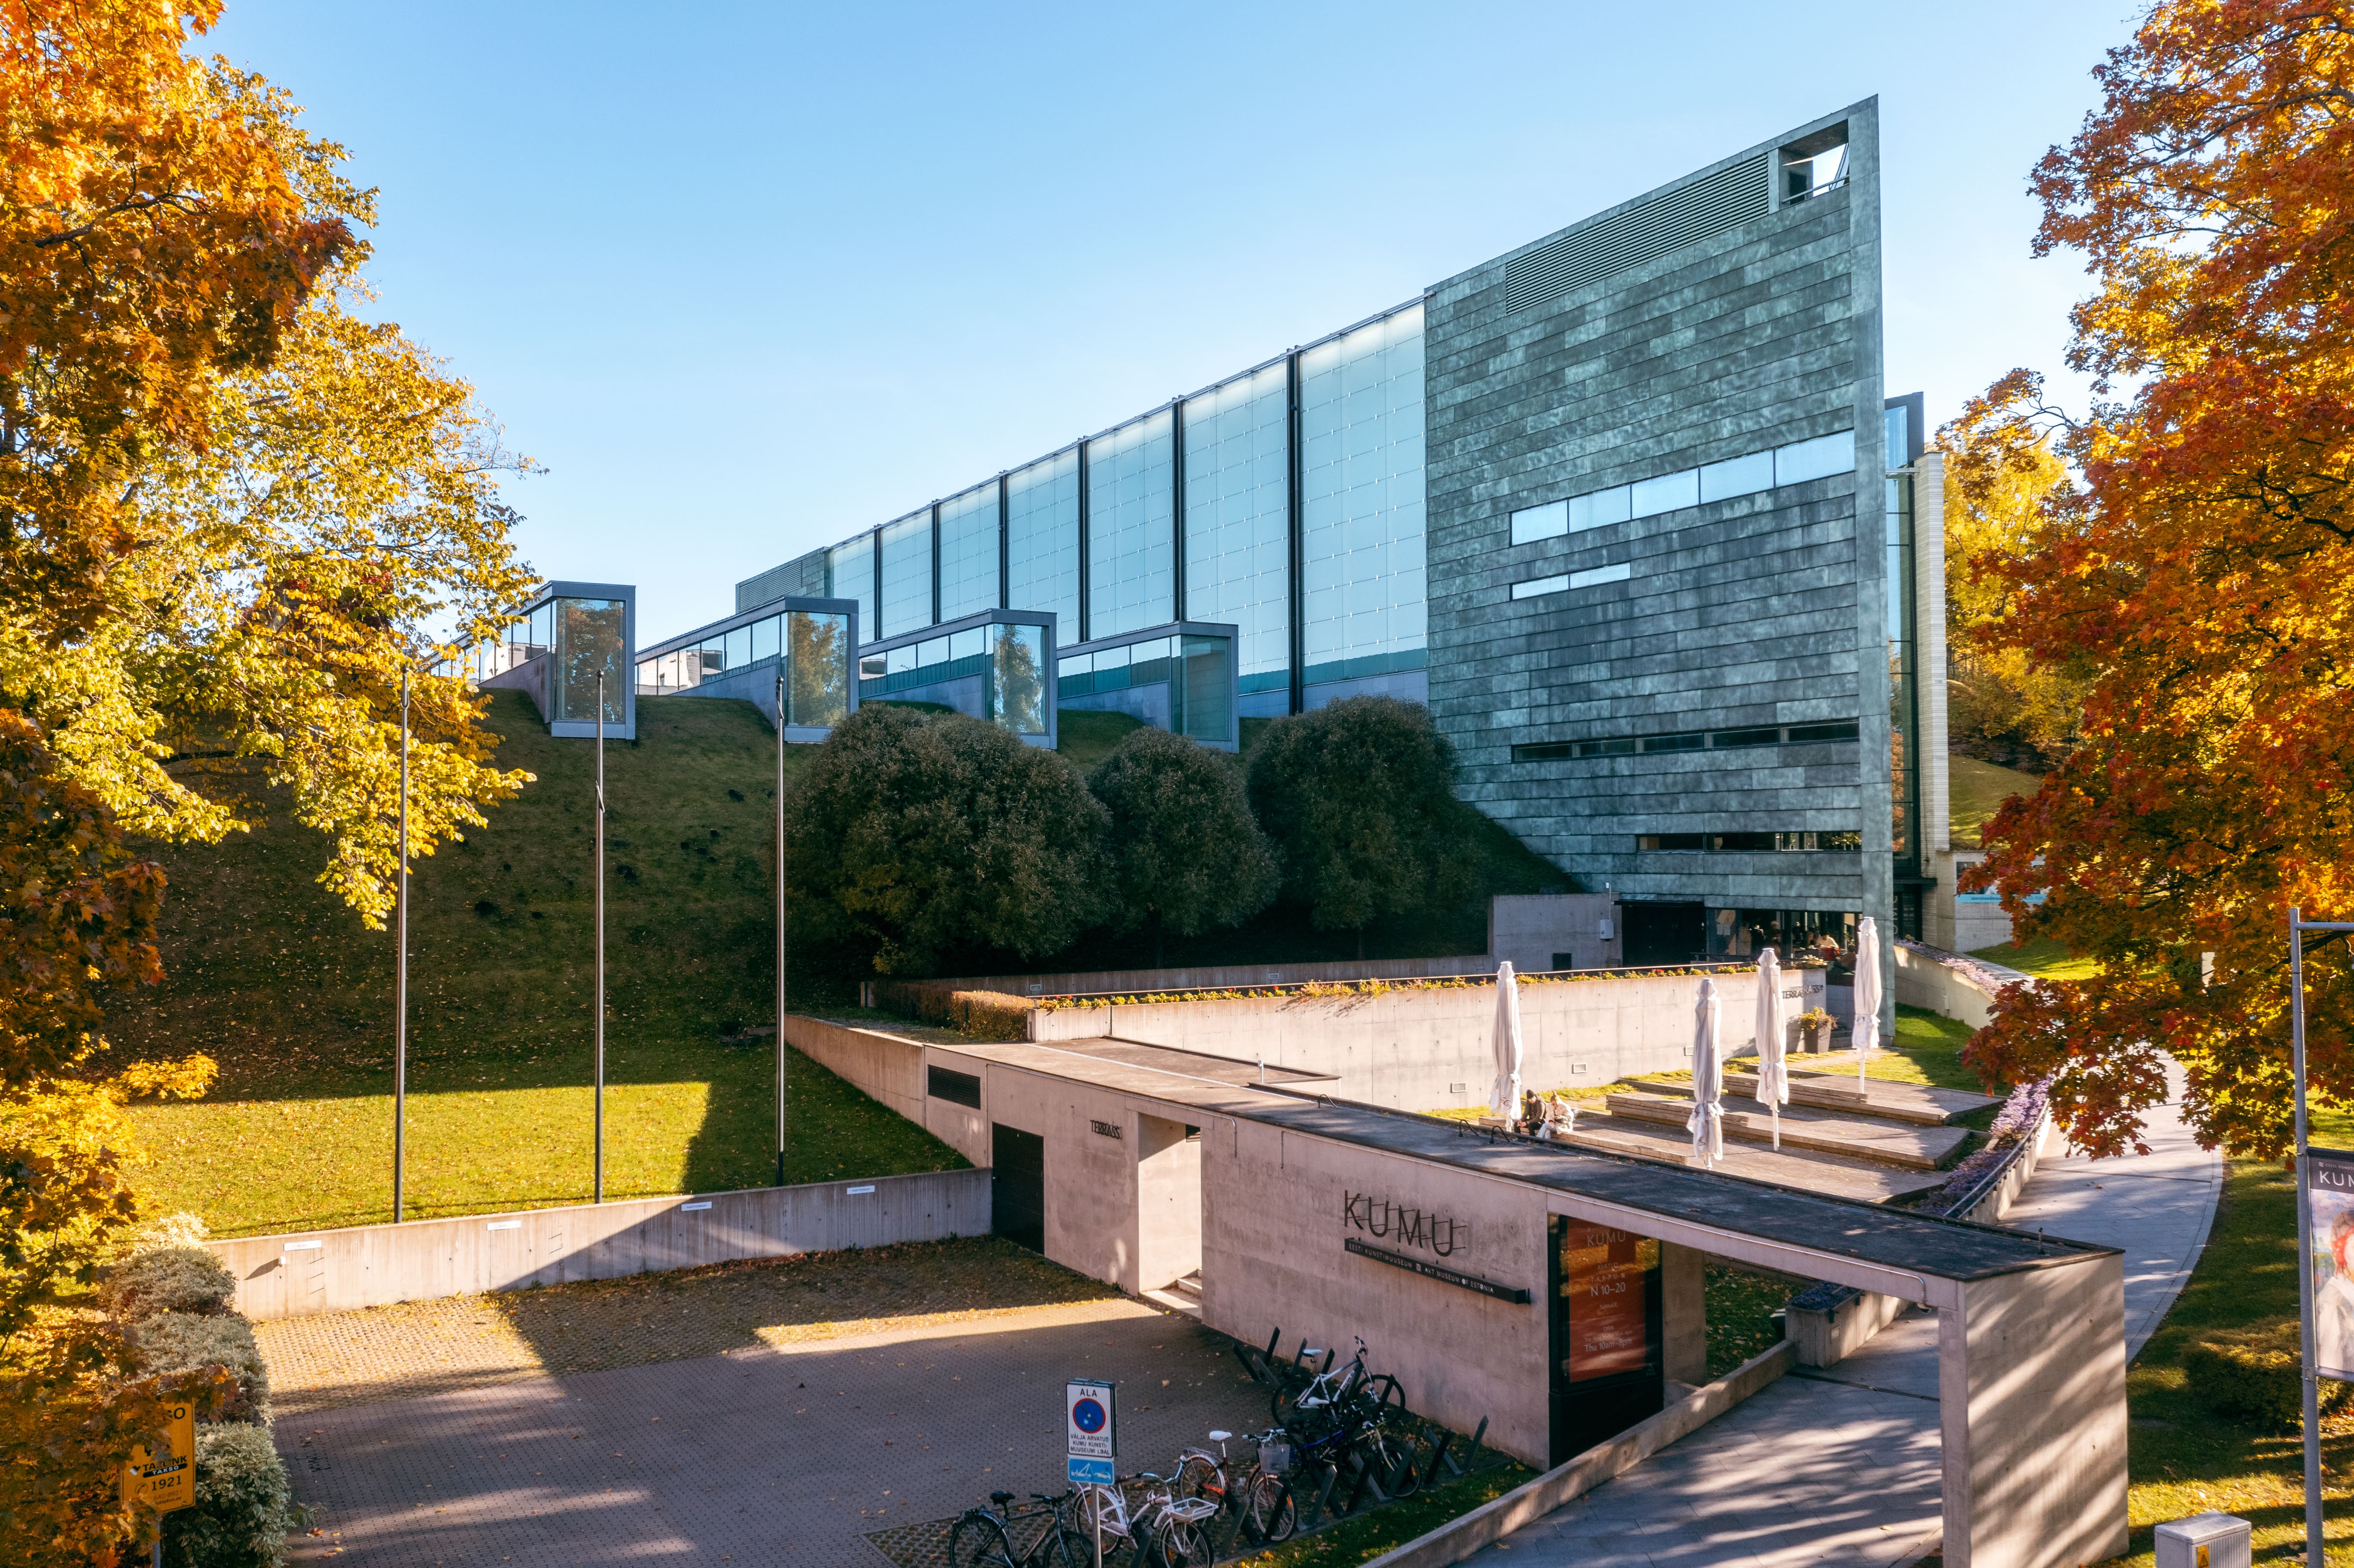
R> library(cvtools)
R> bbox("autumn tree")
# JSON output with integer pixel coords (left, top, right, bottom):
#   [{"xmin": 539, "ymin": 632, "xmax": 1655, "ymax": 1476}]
[
  {"xmin": 1955, "ymin": 0, "xmax": 2354, "ymax": 1158},
  {"xmin": 1245, "ymin": 697, "xmax": 1479, "ymax": 958},
  {"xmin": 1, "ymin": 4, "xmax": 538, "ymax": 1558},
  {"xmin": 1939, "ymin": 424, "xmax": 2086, "ymax": 770},
  {"xmin": 1087, "ymin": 727, "xmax": 1279, "ymax": 963},
  {"xmin": 786, "ymin": 705, "xmax": 1112, "ymax": 974}
]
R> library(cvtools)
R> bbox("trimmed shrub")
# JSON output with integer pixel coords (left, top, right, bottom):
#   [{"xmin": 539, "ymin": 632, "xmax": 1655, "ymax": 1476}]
[
  {"xmin": 1088, "ymin": 726, "xmax": 1280, "ymax": 960},
  {"xmin": 129, "ymin": 1211, "xmax": 213, "ymax": 1254},
  {"xmin": 133, "ymin": 1312, "xmax": 271, "ymax": 1425},
  {"xmin": 2183, "ymin": 1321, "xmax": 2354, "ymax": 1429},
  {"xmin": 164, "ymin": 1421, "xmax": 296, "ymax": 1568},
  {"xmin": 103, "ymin": 1246, "xmax": 235, "ymax": 1322}
]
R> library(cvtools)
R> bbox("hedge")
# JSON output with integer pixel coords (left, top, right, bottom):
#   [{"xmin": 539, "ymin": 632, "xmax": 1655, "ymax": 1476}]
[
  {"xmin": 133, "ymin": 1312, "xmax": 271, "ymax": 1426},
  {"xmin": 103, "ymin": 1246, "xmax": 236, "ymax": 1321},
  {"xmin": 163, "ymin": 1421, "xmax": 296, "ymax": 1568}
]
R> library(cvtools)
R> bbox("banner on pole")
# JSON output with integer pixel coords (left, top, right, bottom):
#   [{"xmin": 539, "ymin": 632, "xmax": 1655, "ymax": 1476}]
[{"xmin": 2310, "ymin": 1147, "xmax": 2354, "ymax": 1380}]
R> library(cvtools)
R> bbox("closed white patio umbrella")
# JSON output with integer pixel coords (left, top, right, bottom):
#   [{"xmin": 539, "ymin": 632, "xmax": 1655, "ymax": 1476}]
[
  {"xmin": 1688, "ymin": 976, "xmax": 1724, "ymax": 1169},
  {"xmin": 1490, "ymin": 961, "xmax": 1525, "ymax": 1125},
  {"xmin": 1853, "ymin": 915, "xmax": 1883, "ymax": 1095},
  {"xmin": 1754, "ymin": 945, "xmax": 1788, "ymax": 1150}
]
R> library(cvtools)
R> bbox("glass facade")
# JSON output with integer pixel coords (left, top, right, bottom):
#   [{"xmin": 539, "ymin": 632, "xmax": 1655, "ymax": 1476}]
[
  {"xmin": 939, "ymin": 483, "xmax": 1001, "ymax": 623},
  {"xmin": 1706, "ymin": 908, "xmax": 1860, "ymax": 978},
  {"xmin": 1007, "ymin": 450, "xmax": 1080, "ymax": 643},
  {"xmin": 552, "ymin": 597, "xmax": 628, "ymax": 725},
  {"xmin": 987, "ymin": 622, "xmax": 1048, "ymax": 737},
  {"xmin": 1086, "ymin": 410, "xmax": 1174, "ymax": 641},
  {"xmin": 827, "ymin": 536, "xmax": 875, "ymax": 635},
  {"xmin": 1057, "ymin": 632, "xmax": 1233, "ymax": 746},
  {"xmin": 787, "ymin": 610, "xmax": 850, "ymax": 726},
  {"xmin": 1183, "ymin": 363, "xmax": 1291, "ymax": 694},
  {"xmin": 1887, "ymin": 439, "xmax": 1919, "ymax": 870},
  {"xmin": 1298, "ymin": 304, "xmax": 1426, "ymax": 688},
  {"xmin": 879, "ymin": 511, "xmax": 933, "ymax": 639}
]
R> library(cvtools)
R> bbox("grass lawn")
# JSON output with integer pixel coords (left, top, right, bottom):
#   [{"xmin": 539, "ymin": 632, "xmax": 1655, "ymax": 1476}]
[
  {"xmin": 2101, "ymin": 1155, "xmax": 2354, "ymax": 1565},
  {"xmin": 1968, "ymin": 936, "xmax": 2102, "ymax": 980},
  {"xmin": 1949, "ymin": 753, "xmax": 2043, "ymax": 850},
  {"xmin": 1227, "ymin": 1462, "xmax": 1537, "ymax": 1568},
  {"xmin": 106, "ymin": 691, "xmax": 965, "ymax": 1237}
]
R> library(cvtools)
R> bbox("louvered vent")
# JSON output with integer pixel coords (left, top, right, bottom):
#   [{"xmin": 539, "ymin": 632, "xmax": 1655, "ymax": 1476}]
[
  {"xmin": 735, "ymin": 563, "xmax": 794, "ymax": 614},
  {"xmin": 1501, "ymin": 154, "xmax": 1772, "ymax": 314}
]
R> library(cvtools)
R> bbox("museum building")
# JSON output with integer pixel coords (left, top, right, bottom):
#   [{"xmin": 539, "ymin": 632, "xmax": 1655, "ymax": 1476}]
[{"xmin": 607, "ymin": 100, "xmax": 1940, "ymax": 960}]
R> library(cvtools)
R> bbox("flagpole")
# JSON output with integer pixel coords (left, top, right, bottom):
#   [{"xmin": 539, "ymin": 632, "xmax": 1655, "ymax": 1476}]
[
  {"xmin": 594, "ymin": 669, "xmax": 606, "ymax": 1205},
  {"xmin": 394, "ymin": 670, "xmax": 409, "ymax": 1223},
  {"xmin": 791, "ymin": 664, "xmax": 800, "ymax": 1186}
]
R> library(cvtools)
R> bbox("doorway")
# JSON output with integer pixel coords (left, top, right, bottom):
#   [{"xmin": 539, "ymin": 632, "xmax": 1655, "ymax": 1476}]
[
  {"xmin": 1621, "ymin": 901, "xmax": 1706, "ymax": 966},
  {"xmin": 990, "ymin": 1125, "xmax": 1045, "ymax": 1253},
  {"xmin": 1548, "ymin": 1216, "xmax": 1664, "ymax": 1465}
]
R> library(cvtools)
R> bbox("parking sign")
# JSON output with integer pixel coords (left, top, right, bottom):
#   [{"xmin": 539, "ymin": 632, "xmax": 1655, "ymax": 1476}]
[{"xmin": 1067, "ymin": 1379, "xmax": 1116, "ymax": 1461}]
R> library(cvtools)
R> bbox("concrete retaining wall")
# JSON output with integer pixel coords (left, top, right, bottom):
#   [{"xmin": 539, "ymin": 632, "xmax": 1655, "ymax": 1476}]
[
  {"xmin": 936, "ymin": 955, "xmax": 1497, "ymax": 999},
  {"xmin": 1893, "ymin": 942, "xmax": 2004, "ymax": 1030},
  {"xmin": 1032, "ymin": 968, "xmax": 1825, "ymax": 1112},
  {"xmin": 205, "ymin": 1167, "xmax": 987, "ymax": 1321}
]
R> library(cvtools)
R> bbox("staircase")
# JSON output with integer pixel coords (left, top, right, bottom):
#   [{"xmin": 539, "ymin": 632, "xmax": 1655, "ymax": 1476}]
[{"xmin": 1141, "ymin": 1270, "xmax": 1204, "ymax": 1320}]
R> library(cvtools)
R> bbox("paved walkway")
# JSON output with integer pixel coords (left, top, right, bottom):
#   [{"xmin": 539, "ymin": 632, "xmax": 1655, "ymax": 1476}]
[{"xmin": 1475, "ymin": 1062, "xmax": 2221, "ymax": 1568}]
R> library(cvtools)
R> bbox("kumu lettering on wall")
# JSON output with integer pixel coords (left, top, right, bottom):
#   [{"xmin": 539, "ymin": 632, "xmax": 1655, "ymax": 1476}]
[{"xmin": 1342, "ymin": 1191, "xmax": 1470, "ymax": 1257}]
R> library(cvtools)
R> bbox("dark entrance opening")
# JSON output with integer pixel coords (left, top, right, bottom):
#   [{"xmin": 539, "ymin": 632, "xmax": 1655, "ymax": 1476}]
[
  {"xmin": 1547, "ymin": 1216, "xmax": 1664, "ymax": 1465},
  {"xmin": 990, "ymin": 1124, "xmax": 1046, "ymax": 1253},
  {"xmin": 1621, "ymin": 901, "xmax": 1706, "ymax": 966}
]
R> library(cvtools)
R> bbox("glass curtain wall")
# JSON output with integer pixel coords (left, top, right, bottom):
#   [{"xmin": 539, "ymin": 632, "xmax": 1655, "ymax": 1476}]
[
  {"xmin": 1183, "ymin": 363, "xmax": 1291, "ymax": 697},
  {"xmin": 939, "ymin": 483, "xmax": 1000, "ymax": 623},
  {"xmin": 1086, "ymin": 411, "xmax": 1174, "ymax": 641},
  {"xmin": 1887, "ymin": 454, "xmax": 1919, "ymax": 872},
  {"xmin": 787, "ymin": 610, "xmax": 850, "ymax": 725},
  {"xmin": 1007, "ymin": 450, "xmax": 1080, "ymax": 644},
  {"xmin": 879, "ymin": 511, "xmax": 933, "ymax": 639},
  {"xmin": 826, "ymin": 537, "xmax": 875, "ymax": 637},
  {"xmin": 552, "ymin": 597, "xmax": 627, "ymax": 724},
  {"xmin": 1297, "ymin": 305, "xmax": 1427, "ymax": 688},
  {"xmin": 987, "ymin": 623, "xmax": 1048, "ymax": 737}
]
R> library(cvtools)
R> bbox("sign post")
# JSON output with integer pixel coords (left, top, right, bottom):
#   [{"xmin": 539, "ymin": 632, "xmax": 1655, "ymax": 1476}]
[
  {"xmin": 1067, "ymin": 1379, "xmax": 1116, "ymax": 1568},
  {"xmin": 2290, "ymin": 908, "xmax": 2354, "ymax": 1568},
  {"xmin": 123, "ymin": 1399, "xmax": 196, "ymax": 1563}
]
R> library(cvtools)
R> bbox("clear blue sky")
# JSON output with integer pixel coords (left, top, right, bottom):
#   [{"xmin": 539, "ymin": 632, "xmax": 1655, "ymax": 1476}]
[{"xmin": 203, "ymin": 0, "xmax": 2134, "ymax": 642}]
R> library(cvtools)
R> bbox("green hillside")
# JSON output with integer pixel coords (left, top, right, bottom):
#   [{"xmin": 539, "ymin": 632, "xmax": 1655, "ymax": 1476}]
[
  {"xmin": 1950, "ymin": 753, "xmax": 2043, "ymax": 849},
  {"xmin": 107, "ymin": 691, "xmax": 961, "ymax": 1236}
]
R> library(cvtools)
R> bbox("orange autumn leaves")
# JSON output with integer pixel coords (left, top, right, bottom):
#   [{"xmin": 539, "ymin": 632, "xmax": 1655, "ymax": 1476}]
[{"xmin": 1954, "ymin": 0, "xmax": 2354, "ymax": 1157}]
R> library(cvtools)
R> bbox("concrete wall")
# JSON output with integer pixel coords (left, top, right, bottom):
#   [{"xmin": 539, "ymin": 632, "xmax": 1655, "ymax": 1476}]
[
  {"xmin": 1893, "ymin": 943, "xmax": 2000, "ymax": 1030},
  {"xmin": 1488, "ymin": 895, "xmax": 1622, "ymax": 974},
  {"xmin": 1032, "ymin": 967, "xmax": 1825, "ymax": 1111},
  {"xmin": 1423, "ymin": 102, "xmax": 1891, "ymax": 946},
  {"xmin": 206, "ymin": 1168, "xmax": 987, "ymax": 1322},
  {"xmin": 1941, "ymin": 1252, "xmax": 2129, "ymax": 1568},
  {"xmin": 933, "ymin": 954, "xmax": 1497, "ymax": 1000}
]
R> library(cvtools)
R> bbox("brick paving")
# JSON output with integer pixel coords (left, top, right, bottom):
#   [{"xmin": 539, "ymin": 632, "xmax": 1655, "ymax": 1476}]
[{"xmin": 265, "ymin": 1240, "xmax": 1273, "ymax": 1565}]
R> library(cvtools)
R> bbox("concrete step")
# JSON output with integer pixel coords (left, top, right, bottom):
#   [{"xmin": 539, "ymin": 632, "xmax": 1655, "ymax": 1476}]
[
  {"xmin": 1172, "ymin": 1272, "xmax": 1202, "ymax": 1301},
  {"xmin": 1560, "ymin": 1114, "xmax": 1950, "ymax": 1204},
  {"xmin": 1140, "ymin": 1285, "xmax": 1203, "ymax": 1320},
  {"xmin": 1719, "ymin": 1069, "xmax": 2000, "ymax": 1127},
  {"xmin": 1603, "ymin": 1092, "xmax": 1972, "ymax": 1171}
]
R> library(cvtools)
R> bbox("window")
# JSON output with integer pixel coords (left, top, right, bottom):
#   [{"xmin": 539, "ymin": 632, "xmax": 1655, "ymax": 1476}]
[
  {"xmin": 1578, "ymin": 738, "xmax": 1635, "ymax": 757},
  {"xmin": 1510, "ymin": 500, "xmax": 1567, "ymax": 545},
  {"xmin": 1511, "ymin": 574, "xmax": 1569, "ymax": 600},
  {"xmin": 1569, "ymin": 487, "xmax": 1632, "ymax": 531},
  {"xmin": 750, "ymin": 614, "xmax": 780, "ymax": 665},
  {"xmin": 1641, "ymin": 732, "xmax": 1704, "ymax": 753},
  {"xmin": 1569, "ymin": 562, "xmax": 1632, "ymax": 589},
  {"xmin": 939, "ymin": 484, "xmax": 1000, "ymax": 623},
  {"xmin": 1699, "ymin": 450, "xmax": 1774, "ymax": 503},
  {"xmin": 1775, "ymin": 430, "xmax": 1855, "ymax": 486},
  {"xmin": 828, "ymin": 536, "xmax": 876, "ymax": 639},
  {"xmin": 1639, "ymin": 833, "xmax": 1706, "ymax": 851},
  {"xmin": 1630, "ymin": 469, "xmax": 1699, "ymax": 518},
  {"xmin": 1298, "ymin": 305, "xmax": 1427, "ymax": 688},
  {"xmin": 1007, "ymin": 450, "xmax": 1080, "ymax": 642},
  {"xmin": 1710, "ymin": 832, "xmax": 1776, "ymax": 852},
  {"xmin": 1511, "ymin": 740, "xmax": 1577, "ymax": 762},
  {"xmin": 879, "ymin": 511, "xmax": 933, "ymax": 639},
  {"xmin": 1786, "ymin": 720, "xmax": 1861, "ymax": 744},
  {"xmin": 786, "ymin": 611, "xmax": 850, "ymax": 726},
  {"xmin": 1710, "ymin": 727, "xmax": 1781, "ymax": 748},
  {"xmin": 1183, "ymin": 364, "xmax": 1291, "ymax": 690},
  {"xmin": 1086, "ymin": 411, "xmax": 1174, "ymax": 640},
  {"xmin": 927, "ymin": 1066, "xmax": 981, "ymax": 1108},
  {"xmin": 987, "ymin": 623, "xmax": 1048, "ymax": 737},
  {"xmin": 1783, "ymin": 139, "xmax": 1848, "ymax": 203}
]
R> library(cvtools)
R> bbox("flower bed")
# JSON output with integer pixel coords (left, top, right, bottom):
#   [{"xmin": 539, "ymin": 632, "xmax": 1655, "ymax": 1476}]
[
  {"xmin": 1022, "ymin": 964, "xmax": 1752, "ymax": 1011},
  {"xmin": 1915, "ymin": 1073, "xmax": 2054, "ymax": 1218}
]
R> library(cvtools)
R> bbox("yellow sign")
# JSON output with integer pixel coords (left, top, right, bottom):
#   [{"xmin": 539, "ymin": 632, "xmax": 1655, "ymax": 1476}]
[{"xmin": 122, "ymin": 1402, "xmax": 196, "ymax": 1515}]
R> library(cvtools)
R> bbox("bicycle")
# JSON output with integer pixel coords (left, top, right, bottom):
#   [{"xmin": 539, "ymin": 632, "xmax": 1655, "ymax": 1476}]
[
  {"xmin": 1172, "ymin": 1427, "xmax": 1296, "ymax": 1545},
  {"xmin": 949, "ymin": 1489, "xmax": 1090, "ymax": 1568}
]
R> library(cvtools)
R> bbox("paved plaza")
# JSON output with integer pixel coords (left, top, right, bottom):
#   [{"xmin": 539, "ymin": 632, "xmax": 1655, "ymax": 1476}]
[{"xmin": 268, "ymin": 1243, "xmax": 1270, "ymax": 1565}]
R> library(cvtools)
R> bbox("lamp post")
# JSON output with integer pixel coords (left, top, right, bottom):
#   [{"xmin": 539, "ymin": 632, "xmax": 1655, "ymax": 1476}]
[
  {"xmin": 594, "ymin": 668, "xmax": 606, "ymax": 1204},
  {"xmin": 786, "ymin": 664, "xmax": 795, "ymax": 1186},
  {"xmin": 394, "ymin": 670, "xmax": 409, "ymax": 1223}
]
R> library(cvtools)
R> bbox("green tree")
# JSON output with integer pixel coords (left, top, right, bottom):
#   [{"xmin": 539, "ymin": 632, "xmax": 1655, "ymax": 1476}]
[
  {"xmin": 1088, "ymin": 727, "xmax": 1279, "ymax": 964},
  {"xmin": 786, "ymin": 704, "xmax": 1111, "ymax": 974},
  {"xmin": 1244, "ymin": 697, "xmax": 1479, "ymax": 957}
]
